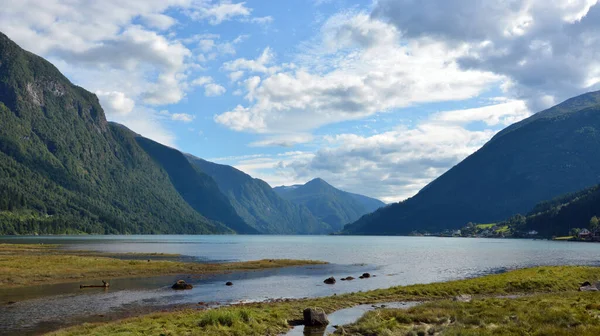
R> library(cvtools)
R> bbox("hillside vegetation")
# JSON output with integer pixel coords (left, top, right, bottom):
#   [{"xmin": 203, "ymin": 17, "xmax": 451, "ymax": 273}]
[{"xmin": 0, "ymin": 32, "xmax": 237, "ymax": 235}]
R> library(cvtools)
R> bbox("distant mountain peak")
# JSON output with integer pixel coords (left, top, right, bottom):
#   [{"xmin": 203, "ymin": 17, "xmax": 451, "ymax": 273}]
[{"xmin": 274, "ymin": 178, "xmax": 385, "ymax": 231}]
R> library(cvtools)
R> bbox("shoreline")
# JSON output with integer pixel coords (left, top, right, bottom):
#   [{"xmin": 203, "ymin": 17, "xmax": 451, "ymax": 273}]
[
  {"xmin": 46, "ymin": 265, "xmax": 600, "ymax": 335},
  {"xmin": 0, "ymin": 243, "xmax": 326, "ymax": 289}
]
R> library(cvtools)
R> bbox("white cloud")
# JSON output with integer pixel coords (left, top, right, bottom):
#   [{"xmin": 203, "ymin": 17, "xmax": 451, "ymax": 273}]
[
  {"xmin": 191, "ymin": 76, "xmax": 226, "ymax": 97},
  {"xmin": 192, "ymin": 76, "xmax": 214, "ymax": 86},
  {"xmin": 141, "ymin": 13, "xmax": 177, "ymax": 30},
  {"xmin": 216, "ymin": 13, "xmax": 500, "ymax": 138},
  {"xmin": 204, "ymin": 83, "xmax": 227, "ymax": 96},
  {"xmin": 249, "ymin": 16, "xmax": 274, "ymax": 25},
  {"xmin": 187, "ymin": 1, "xmax": 252, "ymax": 25},
  {"xmin": 228, "ymin": 70, "xmax": 245, "ymax": 82},
  {"xmin": 96, "ymin": 91, "xmax": 135, "ymax": 116},
  {"xmin": 249, "ymin": 133, "xmax": 314, "ymax": 147},
  {"xmin": 430, "ymin": 100, "xmax": 530, "ymax": 127},
  {"xmin": 373, "ymin": 0, "xmax": 600, "ymax": 111},
  {"xmin": 171, "ymin": 113, "xmax": 196, "ymax": 122},
  {"xmin": 222, "ymin": 47, "xmax": 280, "ymax": 74}
]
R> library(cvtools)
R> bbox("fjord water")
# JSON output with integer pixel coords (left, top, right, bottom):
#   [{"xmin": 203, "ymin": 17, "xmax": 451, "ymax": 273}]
[{"xmin": 2, "ymin": 235, "xmax": 600, "ymax": 335}]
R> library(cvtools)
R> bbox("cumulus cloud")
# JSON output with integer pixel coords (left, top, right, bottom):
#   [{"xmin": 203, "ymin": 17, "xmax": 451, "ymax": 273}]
[
  {"xmin": 222, "ymin": 47, "xmax": 280, "ymax": 74},
  {"xmin": 216, "ymin": 13, "xmax": 500, "ymax": 137},
  {"xmin": 170, "ymin": 113, "xmax": 196, "ymax": 122},
  {"xmin": 204, "ymin": 83, "xmax": 227, "ymax": 96},
  {"xmin": 141, "ymin": 13, "xmax": 178, "ymax": 30},
  {"xmin": 186, "ymin": 1, "xmax": 252, "ymax": 25},
  {"xmin": 372, "ymin": 0, "xmax": 600, "ymax": 111},
  {"xmin": 96, "ymin": 91, "xmax": 135, "ymax": 116},
  {"xmin": 191, "ymin": 76, "xmax": 226, "ymax": 97}
]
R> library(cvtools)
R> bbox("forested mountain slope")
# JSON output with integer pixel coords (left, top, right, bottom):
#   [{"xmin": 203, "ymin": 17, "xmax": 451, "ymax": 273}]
[
  {"xmin": 0, "ymin": 32, "xmax": 233, "ymax": 235},
  {"xmin": 186, "ymin": 155, "xmax": 332, "ymax": 234},
  {"xmin": 345, "ymin": 91, "xmax": 600, "ymax": 235}
]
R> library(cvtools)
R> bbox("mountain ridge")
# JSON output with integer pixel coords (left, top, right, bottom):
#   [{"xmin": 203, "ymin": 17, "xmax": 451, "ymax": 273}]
[
  {"xmin": 344, "ymin": 90, "xmax": 600, "ymax": 235},
  {"xmin": 185, "ymin": 155, "xmax": 332, "ymax": 234},
  {"xmin": 0, "ymin": 31, "xmax": 239, "ymax": 235},
  {"xmin": 274, "ymin": 178, "xmax": 385, "ymax": 231}
]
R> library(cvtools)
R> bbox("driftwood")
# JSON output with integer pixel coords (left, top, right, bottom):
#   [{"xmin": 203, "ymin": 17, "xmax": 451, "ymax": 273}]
[{"xmin": 80, "ymin": 280, "xmax": 110, "ymax": 289}]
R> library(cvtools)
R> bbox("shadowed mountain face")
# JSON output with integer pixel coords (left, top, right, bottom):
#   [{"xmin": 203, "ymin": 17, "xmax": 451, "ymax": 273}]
[
  {"xmin": 0, "ymin": 32, "xmax": 243, "ymax": 235},
  {"xmin": 186, "ymin": 155, "xmax": 332, "ymax": 234},
  {"xmin": 344, "ymin": 91, "xmax": 600, "ymax": 235},
  {"xmin": 274, "ymin": 178, "xmax": 385, "ymax": 231},
  {"xmin": 520, "ymin": 184, "xmax": 600, "ymax": 237}
]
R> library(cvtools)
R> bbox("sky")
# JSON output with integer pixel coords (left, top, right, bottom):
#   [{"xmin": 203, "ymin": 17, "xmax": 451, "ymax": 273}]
[{"xmin": 1, "ymin": 0, "xmax": 600, "ymax": 203}]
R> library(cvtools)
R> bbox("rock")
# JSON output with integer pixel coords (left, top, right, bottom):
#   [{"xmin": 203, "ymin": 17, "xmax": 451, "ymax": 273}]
[
  {"xmin": 453, "ymin": 294, "xmax": 472, "ymax": 302},
  {"xmin": 225, "ymin": 281, "xmax": 233, "ymax": 286},
  {"xmin": 172, "ymin": 280, "xmax": 193, "ymax": 290},
  {"xmin": 581, "ymin": 281, "xmax": 592, "ymax": 287},
  {"xmin": 361, "ymin": 273, "xmax": 371, "ymax": 278},
  {"xmin": 340, "ymin": 277, "xmax": 346, "ymax": 281},
  {"xmin": 323, "ymin": 277, "xmax": 336, "ymax": 284},
  {"xmin": 580, "ymin": 285, "xmax": 598, "ymax": 292},
  {"xmin": 345, "ymin": 276, "xmax": 355, "ymax": 281},
  {"xmin": 7, "ymin": 301, "xmax": 16, "ymax": 305},
  {"xmin": 303, "ymin": 308, "xmax": 329, "ymax": 326}
]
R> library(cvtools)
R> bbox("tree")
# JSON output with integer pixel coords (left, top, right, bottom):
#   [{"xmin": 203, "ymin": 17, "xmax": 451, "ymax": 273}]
[
  {"xmin": 570, "ymin": 228, "xmax": 581, "ymax": 237},
  {"xmin": 589, "ymin": 216, "xmax": 599, "ymax": 232}
]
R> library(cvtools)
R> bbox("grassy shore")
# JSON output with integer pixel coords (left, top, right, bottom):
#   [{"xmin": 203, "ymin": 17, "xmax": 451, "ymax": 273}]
[
  {"xmin": 344, "ymin": 292, "xmax": 600, "ymax": 335},
  {"xmin": 0, "ymin": 243, "xmax": 326, "ymax": 288},
  {"xmin": 48, "ymin": 265, "xmax": 600, "ymax": 335}
]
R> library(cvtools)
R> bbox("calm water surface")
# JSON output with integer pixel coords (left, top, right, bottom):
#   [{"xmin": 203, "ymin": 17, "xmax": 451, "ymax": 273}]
[{"xmin": 1, "ymin": 235, "xmax": 600, "ymax": 335}]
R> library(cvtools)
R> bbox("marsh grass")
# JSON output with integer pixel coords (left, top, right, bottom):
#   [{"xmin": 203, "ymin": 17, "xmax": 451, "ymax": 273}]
[
  {"xmin": 49, "ymin": 265, "xmax": 600, "ymax": 335},
  {"xmin": 343, "ymin": 292, "xmax": 600, "ymax": 335},
  {"xmin": 0, "ymin": 243, "xmax": 326, "ymax": 288}
]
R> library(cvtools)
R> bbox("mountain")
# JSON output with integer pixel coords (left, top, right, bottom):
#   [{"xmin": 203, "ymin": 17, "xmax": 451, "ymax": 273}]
[
  {"xmin": 0, "ymin": 32, "xmax": 240, "ymax": 235},
  {"xmin": 185, "ymin": 155, "xmax": 331, "ymax": 234},
  {"xmin": 274, "ymin": 178, "xmax": 385, "ymax": 231},
  {"xmin": 344, "ymin": 90, "xmax": 600, "ymax": 235},
  {"xmin": 133, "ymin": 135, "xmax": 257, "ymax": 234},
  {"xmin": 520, "ymin": 184, "xmax": 600, "ymax": 237}
]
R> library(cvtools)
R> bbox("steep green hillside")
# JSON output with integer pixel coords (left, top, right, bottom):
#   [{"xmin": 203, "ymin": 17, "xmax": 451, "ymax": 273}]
[
  {"xmin": 521, "ymin": 184, "xmax": 600, "ymax": 236},
  {"xmin": 135, "ymin": 137, "xmax": 256, "ymax": 234},
  {"xmin": 186, "ymin": 155, "xmax": 331, "ymax": 234},
  {"xmin": 0, "ymin": 32, "xmax": 229, "ymax": 235},
  {"xmin": 274, "ymin": 178, "xmax": 385, "ymax": 231},
  {"xmin": 345, "ymin": 91, "xmax": 600, "ymax": 235}
]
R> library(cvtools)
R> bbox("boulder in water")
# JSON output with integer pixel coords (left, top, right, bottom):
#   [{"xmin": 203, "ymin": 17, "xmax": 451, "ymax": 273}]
[
  {"xmin": 323, "ymin": 277, "xmax": 336, "ymax": 285},
  {"xmin": 303, "ymin": 308, "xmax": 329, "ymax": 326},
  {"xmin": 172, "ymin": 280, "xmax": 193, "ymax": 290}
]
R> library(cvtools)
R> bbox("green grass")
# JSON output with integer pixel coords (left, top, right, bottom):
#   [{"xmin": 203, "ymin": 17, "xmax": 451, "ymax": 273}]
[
  {"xmin": 343, "ymin": 292, "xmax": 600, "ymax": 335},
  {"xmin": 475, "ymin": 223, "xmax": 496, "ymax": 229},
  {"xmin": 49, "ymin": 265, "xmax": 600, "ymax": 335},
  {"xmin": 0, "ymin": 244, "xmax": 326, "ymax": 288},
  {"xmin": 554, "ymin": 236, "xmax": 575, "ymax": 241},
  {"xmin": 495, "ymin": 225, "xmax": 510, "ymax": 233}
]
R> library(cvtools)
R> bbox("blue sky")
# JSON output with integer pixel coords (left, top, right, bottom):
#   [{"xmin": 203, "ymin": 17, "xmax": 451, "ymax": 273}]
[{"xmin": 2, "ymin": 0, "xmax": 600, "ymax": 202}]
